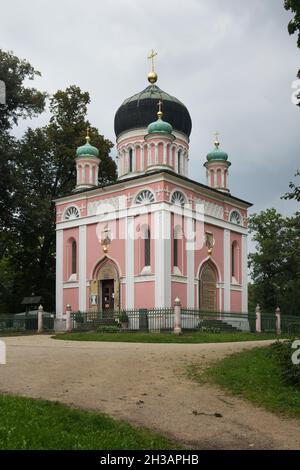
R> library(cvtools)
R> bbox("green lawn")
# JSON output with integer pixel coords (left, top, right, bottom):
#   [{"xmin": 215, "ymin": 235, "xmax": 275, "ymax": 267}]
[
  {"xmin": 188, "ymin": 346, "xmax": 300, "ymax": 418},
  {"xmin": 0, "ymin": 395, "xmax": 180, "ymax": 450},
  {"xmin": 54, "ymin": 331, "xmax": 284, "ymax": 344}
]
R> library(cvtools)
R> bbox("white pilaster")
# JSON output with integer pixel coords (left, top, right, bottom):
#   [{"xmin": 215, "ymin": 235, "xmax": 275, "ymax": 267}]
[
  {"xmin": 186, "ymin": 217, "xmax": 195, "ymax": 308},
  {"xmin": 141, "ymin": 146, "xmax": 144, "ymax": 171},
  {"xmin": 125, "ymin": 216, "xmax": 134, "ymax": 308},
  {"xmin": 79, "ymin": 225, "xmax": 87, "ymax": 312},
  {"xmin": 223, "ymin": 229, "xmax": 231, "ymax": 312},
  {"xmin": 155, "ymin": 211, "xmax": 171, "ymax": 307},
  {"xmin": 242, "ymin": 234, "xmax": 248, "ymax": 313},
  {"xmin": 56, "ymin": 229, "xmax": 64, "ymax": 317},
  {"xmin": 155, "ymin": 143, "xmax": 158, "ymax": 164}
]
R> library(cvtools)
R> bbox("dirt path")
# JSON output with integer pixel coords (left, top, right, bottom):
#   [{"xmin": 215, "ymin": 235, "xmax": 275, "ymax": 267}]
[{"xmin": 0, "ymin": 335, "xmax": 299, "ymax": 449}]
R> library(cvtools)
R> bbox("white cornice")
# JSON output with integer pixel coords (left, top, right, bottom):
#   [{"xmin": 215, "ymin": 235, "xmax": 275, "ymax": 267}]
[{"xmin": 116, "ymin": 127, "xmax": 189, "ymax": 145}]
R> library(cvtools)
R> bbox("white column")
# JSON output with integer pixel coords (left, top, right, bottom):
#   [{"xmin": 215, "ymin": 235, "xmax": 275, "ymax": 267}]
[
  {"xmin": 155, "ymin": 210, "xmax": 171, "ymax": 307},
  {"xmin": 79, "ymin": 225, "xmax": 87, "ymax": 312},
  {"xmin": 223, "ymin": 229, "xmax": 231, "ymax": 312},
  {"xmin": 141, "ymin": 146, "xmax": 144, "ymax": 172},
  {"xmin": 89, "ymin": 164, "xmax": 92, "ymax": 184},
  {"xmin": 221, "ymin": 170, "xmax": 225, "ymax": 188},
  {"xmin": 186, "ymin": 217, "xmax": 195, "ymax": 308},
  {"xmin": 242, "ymin": 234, "xmax": 248, "ymax": 313},
  {"xmin": 125, "ymin": 216, "xmax": 134, "ymax": 308},
  {"xmin": 56, "ymin": 229, "xmax": 64, "ymax": 318},
  {"xmin": 214, "ymin": 170, "xmax": 217, "ymax": 187},
  {"xmin": 163, "ymin": 144, "xmax": 167, "ymax": 164},
  {"xmin": 155, "ymin": 143, "xmax": 158, "ymax": 164}
]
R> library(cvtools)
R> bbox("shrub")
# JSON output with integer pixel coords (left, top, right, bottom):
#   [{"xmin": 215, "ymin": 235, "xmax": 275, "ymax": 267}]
[
  {"xmin": 119, "ymin": 313, "xmax": 129, "ymax": 323},
  {"xmin": 270, "ymin": 340, "xmax": 300, "ymax": 389},
  {"xmin": 96, "ymin": 325, "xmax": 120, "ymax": 333},
  {"xmin": 73, "ymin": 311, "xmax": 85, "ymax": 323}
]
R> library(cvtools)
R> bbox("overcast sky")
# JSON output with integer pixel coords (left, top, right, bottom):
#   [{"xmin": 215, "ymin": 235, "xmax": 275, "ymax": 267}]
[{"xmin": 2, "ymin": 0, "xmax": 299, "ymax": 217}]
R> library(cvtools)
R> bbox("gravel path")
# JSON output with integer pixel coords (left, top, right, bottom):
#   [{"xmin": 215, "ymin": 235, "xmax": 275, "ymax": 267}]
[{"xmin": 0, "ymin": 335, "xmax": 299, "ymax": 449}]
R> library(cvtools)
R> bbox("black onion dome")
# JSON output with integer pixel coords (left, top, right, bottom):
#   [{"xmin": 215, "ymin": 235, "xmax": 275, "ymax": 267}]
[{"xmin": 114, "ymin": 84, "xmax": 192, "ymax": 138}]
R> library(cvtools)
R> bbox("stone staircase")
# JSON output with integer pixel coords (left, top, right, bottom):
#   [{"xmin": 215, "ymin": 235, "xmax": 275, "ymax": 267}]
[{"xmin": 198, "ymin": 319, "xmax": 241, "ymax": 332}]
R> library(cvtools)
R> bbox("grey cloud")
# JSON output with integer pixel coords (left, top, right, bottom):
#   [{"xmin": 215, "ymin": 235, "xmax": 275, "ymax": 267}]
[{"xmin": 2, "ymin": 0, "xmax": 299, "ymax": 218}]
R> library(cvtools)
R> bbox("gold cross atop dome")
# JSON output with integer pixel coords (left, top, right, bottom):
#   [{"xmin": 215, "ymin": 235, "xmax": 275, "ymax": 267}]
[
  {"xmin": 148, "ymin": 49, "xmax": 158, "ymax": 84},
  {"xmin": 157, "ymin": 100, "xmax": 163, "ymax": 119},
  {"xmin": 86, "ymin": 126, "xmax": 90, "ymax": 143},
  {"xmin": 214, "ymin": 131, "xmax": 220, "ymax": 148}
]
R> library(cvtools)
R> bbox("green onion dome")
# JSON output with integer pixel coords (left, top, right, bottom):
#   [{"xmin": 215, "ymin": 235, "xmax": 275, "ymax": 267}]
[
  {"xmin": 206, "ymin": 140, "xmax": 228, "ymax": 161},
  {"xmin": 76, "ymin": 133, "xmax": 99, "ymax": 158},
  {"xmin": 148, "ymin": 109, "xmax": 173, "ymax": 134}
]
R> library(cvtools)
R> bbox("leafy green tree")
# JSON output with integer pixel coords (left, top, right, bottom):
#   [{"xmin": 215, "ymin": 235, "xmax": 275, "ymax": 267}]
[
  {"xmin": 0, "ymin": 50, "xmax": 46, "ymax": 131},
  {"xmin": 249, "ymin": 207, "xmax": 300, "ymax": 315},
  {"xmin": 283, "ymin": 170, "xmax": 300, "ymax": 203},
  {"xmin": 284, "ymin": 0, "xmax": 300, "ymax": 79},
  {"xmin": 8, "ymin": 86, "xmax": 116, "ymax": 311},
  {"xmin": 0, "ymin": 50, "xmax": 46, "ymax": 311}
]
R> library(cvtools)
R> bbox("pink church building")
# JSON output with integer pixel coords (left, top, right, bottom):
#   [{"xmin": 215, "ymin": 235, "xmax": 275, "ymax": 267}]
[{"xmin": 55, "ymin": 66, "xmax": 251, "ymax": 318}]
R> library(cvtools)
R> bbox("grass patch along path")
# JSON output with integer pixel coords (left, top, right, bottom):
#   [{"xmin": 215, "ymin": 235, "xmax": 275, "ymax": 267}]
[
  {"xmin": 0, "ymin": 395, "xmax": 179, "ymax": 450},
  {"xmin": 54, "ymin": 331, "xmax": 284, "ymax": 344},
  {"xmin": 189, "ymin": 346, "xmax": 300, "ymax": 419}
]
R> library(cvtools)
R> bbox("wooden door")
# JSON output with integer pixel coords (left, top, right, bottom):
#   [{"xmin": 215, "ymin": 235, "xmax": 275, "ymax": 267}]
[
  {"xmin": 102, "ymin": 280, "xmax": 114, "ymax": 311},
  {"xmin": 200, "ymin": 264, "xmax": 217, "ymax": 311}
]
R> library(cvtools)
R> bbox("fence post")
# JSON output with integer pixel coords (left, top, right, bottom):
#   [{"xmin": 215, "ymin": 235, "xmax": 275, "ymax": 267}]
[
  {"xmin": 174, "ymin": 297, "xmax": 182, "ymax": 335},
  {"xmin": 275, "ymin": 307, "xmax": 281, "ymax": 335},
  {"xmin": 66, "ymin": 304, "xmax": 72, "ymax": 332},
  {"xmin": 37, "ymin": 304, "xmax": 44, "ymax": 333},
  {"xmin": 255, "ymin": 304, "xmax": 261, "ymax": 333}
]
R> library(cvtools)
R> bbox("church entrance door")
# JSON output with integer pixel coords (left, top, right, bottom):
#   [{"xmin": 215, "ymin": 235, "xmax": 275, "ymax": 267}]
[
  {"xmin": 199, "ymin": 263, "xmax": 217, "ymax": 311},
  {"xmin": 101, "ymin": 279, "xmax": 114, "ymax": 311}
]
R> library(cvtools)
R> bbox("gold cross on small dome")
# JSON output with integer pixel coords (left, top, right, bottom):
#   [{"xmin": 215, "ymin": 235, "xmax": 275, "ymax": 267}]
[
  {"xmin": 86, "ymin": 126, "xmax": 90, "ymax": 143},
  {"xmin": 214, "ymin": 131, "xmax": 220, "ymax": 148},
  {"xmin": 157, "ymin": 100, "xmax": 163, "ymax": 119}
]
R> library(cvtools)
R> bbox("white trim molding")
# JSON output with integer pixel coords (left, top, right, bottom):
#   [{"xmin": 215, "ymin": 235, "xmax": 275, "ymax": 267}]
[
  {"xmin": 56, "ymin": 230, "xmax": 64, "ymax": 317},
  {"xmin": 79, "ymin": 225, "xmax": 87, "ymax": 311},
  {"xmin": 125, "ymin": 216, "xmax": 134, "ymax": 308},
  {"xmin": 224, "ymin": 229, "xmax": 231, "ymax": 312},
  {"xmin": 242, "ymin": 234, "xmax": 248, "ymax": 313},
  {"xmin": 155, "ymin": 210, "xmax": 171, "ymax": 307}
]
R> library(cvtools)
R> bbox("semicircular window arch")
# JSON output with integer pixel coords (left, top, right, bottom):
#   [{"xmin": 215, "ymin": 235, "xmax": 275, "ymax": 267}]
[
  {"xmin": 64, "ymin": 206, "xmax": 80, "ymax": 221},
  {"xmin": 171, "ymin": 191, "xmax": 186, "ymax": 207},
  {"xmin": 135, "ymin": 189, "xmax": 155, "ymax": 205},
  {"xmin": 230, "ymin": 210, "xmax": 242, "ymax": 225}
]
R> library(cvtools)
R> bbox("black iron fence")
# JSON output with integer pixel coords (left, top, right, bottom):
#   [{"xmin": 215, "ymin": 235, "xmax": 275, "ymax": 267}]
[
  {"xmin": 70, "ymin": 309, "xmax": 269, "ymax": 334},
  {"xmin": 0, "ymin": 313, "xmax": 55, "ymax": 334},
  {"xmin": 1, "ymin": 308, "xmax": 299, "ymax": 335}
]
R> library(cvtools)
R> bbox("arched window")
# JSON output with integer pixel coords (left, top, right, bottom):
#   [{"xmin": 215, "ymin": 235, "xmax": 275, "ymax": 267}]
[
  {"xmin": 144, "ymin": 228, "xmax": 151, "ymax": 267},
  {"xmin": 129, "ymin": 148, "xmax": 133, "ymax": 172},
  {"xmin": 173, "ymin": 235, "xmax": 178, "ymax": 267},
  {"xmin": 64, "ymin": 206, "xmax": 80, "ymax": 221},
  {"xmin": 171, "ymin": 191, "xmax": 186, "ymax": 207},
  {"xmin": 72, "ymin": 240, "xmax": 77, "ymax": 274},
  {"xmin": 230, "ymin": 210, "xmax": 242, "ymax": 225},
  {"xmin": 135, "ymin": 189, "xmax": 155, "ymax": 205}
]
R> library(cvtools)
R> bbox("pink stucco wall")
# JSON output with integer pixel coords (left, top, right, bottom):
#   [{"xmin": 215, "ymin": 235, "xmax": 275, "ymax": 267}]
[
  {"xmin": 231, "ymin": 290, "xmax": 242, "ymax": 312},
  {"xmin": 135, "ymin": 281, "xmax": 155, "ymax": 308}
]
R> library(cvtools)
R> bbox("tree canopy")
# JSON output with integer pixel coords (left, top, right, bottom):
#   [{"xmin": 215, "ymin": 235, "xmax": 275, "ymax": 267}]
[
  {"xmin": 0, "ymin": 51, "xmax": 117, "ymax": 312},
  {"xmin": 284, "ymin": 0, "xmax": 300, "ymax": 78},
  {"xmin": 249, "ymin": 179, "xmax": 300, "ymax": 315}
]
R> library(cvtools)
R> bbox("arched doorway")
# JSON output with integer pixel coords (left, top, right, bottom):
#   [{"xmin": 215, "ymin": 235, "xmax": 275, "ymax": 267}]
[
  {"xmin": 90, "ymin": 258, "xmax": 120, "ymax": 312},
  {"xmin": 199, "ymin": 262, "xmax": 217, "ymax": 311}
]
